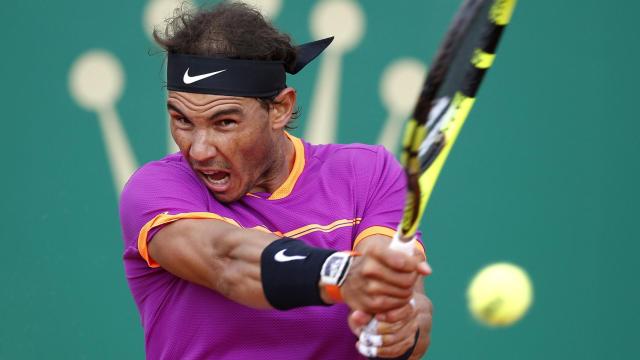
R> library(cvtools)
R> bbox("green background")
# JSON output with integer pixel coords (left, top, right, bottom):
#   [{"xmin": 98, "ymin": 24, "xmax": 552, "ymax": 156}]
[{"xmin": 2, "ymin": 0, "xmax": 638, "ymax": 358}]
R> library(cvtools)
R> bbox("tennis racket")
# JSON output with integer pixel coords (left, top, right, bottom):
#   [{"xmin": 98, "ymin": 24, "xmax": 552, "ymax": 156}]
[{"xmin": 358, "ymin": 0, "xmax": 517, "ymax": 357}]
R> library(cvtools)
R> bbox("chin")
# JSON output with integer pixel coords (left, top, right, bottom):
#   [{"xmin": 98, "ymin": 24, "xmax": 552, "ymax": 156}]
[
  {"xmin": 208, "ymin": 188, "xmax": 244, "ymax": 203},
  {"xmin": 210, "ymin": 192, "xmax": 235, "ymax": 203}
]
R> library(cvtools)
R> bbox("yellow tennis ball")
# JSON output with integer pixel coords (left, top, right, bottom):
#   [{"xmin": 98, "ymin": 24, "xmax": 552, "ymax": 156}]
[{"xmin": 466, "ymin": 262, "xmax": 533, "ymax": 327}]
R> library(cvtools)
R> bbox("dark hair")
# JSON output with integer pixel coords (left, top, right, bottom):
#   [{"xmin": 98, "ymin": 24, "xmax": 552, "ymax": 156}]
[{"xmin": 154, "ymin": 1, "xmax": 300, "ymax": 127}]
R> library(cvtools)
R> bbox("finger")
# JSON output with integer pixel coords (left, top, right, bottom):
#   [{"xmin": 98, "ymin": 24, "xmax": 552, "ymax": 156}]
[
  {"xmin": 340, "ymin": 285, "xmax": 411, "ymax": 315},
  {"xmin": 374, "ymin": 334, "xmax": 416, "ymax": 358},
  {"xmin": 378, "ymin": 320, "xmax": 418, "ymax": 347},
  {"xmin": 412, "ymin": 251, "xmax": 432, "ymax": 274},
  {"xmin": 365, "ymin": 294, "xmax": 414, "ymax": 314},
  {"xmin": 365, "ymin": 279, "xmax": 415, "ymax": 299},
  {"xmin": 417, "ymin": 260, "xmax": 432, "ymax": 276},
  {"xmin": 348, "ymin": 310, "xmax": 372, "ymax": 335},
  {"xmin": 376, "ymin": 314, "xmax": 417, "ymax": 336},
  {"xmin": 375, "ymin": 319, "xmax": 406, "ymax": 336},
  {"xmin": 375, "ymin": 302, "xmax": 415, "ymax": 323},
  {"xmin": 361, "ymin": 313, "xmax": 416, "ymax": 347},
  {"xmin": 359, "ymin": 258, "xmax": 418, "ymax": 289},
  {"xmin": 377, "ymin": 247, "xmax": 421, "ymax": 272},
  {"xmin": 364, "ymin": 242, "xmax": 417, "ymax": 272}
]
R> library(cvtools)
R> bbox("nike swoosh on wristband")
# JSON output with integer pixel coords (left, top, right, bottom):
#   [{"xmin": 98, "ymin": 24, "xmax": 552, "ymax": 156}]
[
  {"xmin": 274, "ymin": 249, "xmax": 307, "ymax": 262},
  {"xmin": 183, "ymin": 68, "xmax": 227, "ymax": 84}
]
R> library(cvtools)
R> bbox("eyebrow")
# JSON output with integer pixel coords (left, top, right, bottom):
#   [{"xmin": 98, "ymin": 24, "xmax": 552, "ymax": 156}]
[
  {"xmin": 166, "ymin": 103, "xmax": 243, "ymax": 121},
  {"xmin": 167, "ymin": 103, "xmax": 187, "ymax": 118},
  {"xmin": 208, "ymin": 108, "xmax": 243, "ymax": 120}
]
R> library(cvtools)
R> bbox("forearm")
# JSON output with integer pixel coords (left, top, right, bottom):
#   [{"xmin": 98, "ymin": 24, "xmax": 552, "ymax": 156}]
[
  {"xmin": 149, "ymin": 219, "xmax": 349, "ymax": 310},
  {"xmin": 149, "ymin": 218, "xmax": 426, "ymax": 314},
  {"xmin": 149, "ymin": 219, "xmax": 279, "ymax": 308}
]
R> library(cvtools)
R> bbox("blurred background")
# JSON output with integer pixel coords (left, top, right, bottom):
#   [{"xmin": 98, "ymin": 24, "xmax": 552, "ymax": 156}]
[{"xmin": 1, "ymin": 0, "xmax": 639, "ymax": 358}]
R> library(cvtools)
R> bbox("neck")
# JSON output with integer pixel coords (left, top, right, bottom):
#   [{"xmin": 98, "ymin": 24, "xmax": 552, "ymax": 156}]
[{"xmin": 252, "ymin": 132, "xmax": 295, "ymax": 194}]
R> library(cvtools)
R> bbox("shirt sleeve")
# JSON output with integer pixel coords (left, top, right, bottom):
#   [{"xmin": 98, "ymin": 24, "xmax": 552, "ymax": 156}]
[
  {"xmin": 119, "ymin": 159, "xmax": 221, "ymax": 267},
  {"xmin": 353, "ymin": 146, "xmax": 425, "ymax": 255}
]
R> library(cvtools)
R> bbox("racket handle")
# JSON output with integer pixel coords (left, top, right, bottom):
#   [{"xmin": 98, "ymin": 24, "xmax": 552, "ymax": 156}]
[
  {"xmin": 389, "ymin": 231, "xmax": 415, "ymax": 256},
  {"xmin": 358, "ymin": 232, "xmax": 416, "ymax": 358}
]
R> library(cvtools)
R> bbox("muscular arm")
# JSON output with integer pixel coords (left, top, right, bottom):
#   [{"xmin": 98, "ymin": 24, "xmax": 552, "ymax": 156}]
[
  {"xmin": 148, "ymin": 219, "xmax": 428, "ymax": 313},
  {"xmin": 148, "ymin": 218, "xmax": 279, "ymax": 309},
  {"xmin": 147, "ymin": 219, "xmax": 427, "ymax": 313}
]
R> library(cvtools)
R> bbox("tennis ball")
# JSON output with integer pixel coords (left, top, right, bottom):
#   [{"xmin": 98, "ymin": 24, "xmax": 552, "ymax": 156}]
[{"xmin": 466, "ymin": 262, "xmax": 533, "ymax": 327}]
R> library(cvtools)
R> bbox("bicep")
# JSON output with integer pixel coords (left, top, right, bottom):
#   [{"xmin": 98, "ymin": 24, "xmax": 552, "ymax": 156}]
[{"xmin": 149, "ymin": 218, "xmax": 279, "ymax": 309}]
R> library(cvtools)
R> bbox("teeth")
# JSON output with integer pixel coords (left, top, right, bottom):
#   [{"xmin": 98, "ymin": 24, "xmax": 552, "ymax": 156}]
[{"xmin": 206, "ymin": 173, "xmax": 229, "ymax": 185}]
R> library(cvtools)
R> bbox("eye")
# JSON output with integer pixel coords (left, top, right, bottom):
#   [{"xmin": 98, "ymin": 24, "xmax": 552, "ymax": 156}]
[
  {"xmin": 217, "ymin": 119, "xmax": 238, "ymax": 128},
  {"xmin": 173, "ymin": 115, "xmax": 192, "ymax": 128}
]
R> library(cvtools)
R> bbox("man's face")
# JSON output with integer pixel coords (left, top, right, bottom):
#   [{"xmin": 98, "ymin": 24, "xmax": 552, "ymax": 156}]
[{"xmin": 167, "ymin": 91, "xmax": 281, "ymax": 203}]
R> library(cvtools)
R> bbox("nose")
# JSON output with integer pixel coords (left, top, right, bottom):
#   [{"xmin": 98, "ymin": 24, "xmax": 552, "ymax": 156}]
[{"xmin": 189, "ymin": 129, "xmax": 218, "ymax": 162}]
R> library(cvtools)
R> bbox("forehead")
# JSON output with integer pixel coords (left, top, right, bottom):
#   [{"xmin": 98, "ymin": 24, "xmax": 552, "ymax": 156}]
[{"xmin": 167, "ymin": 91, "xmax": 258, "ymax": 111}]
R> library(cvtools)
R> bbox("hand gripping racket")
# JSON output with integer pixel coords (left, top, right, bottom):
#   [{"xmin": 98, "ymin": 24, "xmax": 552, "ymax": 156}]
[{"xmin": 358, "ymin": 0, "xmax": 517, "ymax": 358}]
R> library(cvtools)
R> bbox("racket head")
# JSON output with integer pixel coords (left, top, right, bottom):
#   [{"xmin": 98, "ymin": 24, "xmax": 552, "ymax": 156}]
[{"xmin": 398, "ymin": 0, "xmax": 517, "ymax": 239}]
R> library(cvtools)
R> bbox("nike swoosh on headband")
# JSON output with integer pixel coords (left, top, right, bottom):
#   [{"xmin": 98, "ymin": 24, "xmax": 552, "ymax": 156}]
[
  {"xmin": 274, "ymin": 249, "xmax": 307, "ymax": 262},
  {"xmin": 183, "ymin": 68, "xmax": 227, "ymax": 84}
]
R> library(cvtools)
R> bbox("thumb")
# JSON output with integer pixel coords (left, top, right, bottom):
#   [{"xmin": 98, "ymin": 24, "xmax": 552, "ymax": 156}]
[{"xmin": 348, "ymin": 310, "xmax": 373, "ymax": 335}]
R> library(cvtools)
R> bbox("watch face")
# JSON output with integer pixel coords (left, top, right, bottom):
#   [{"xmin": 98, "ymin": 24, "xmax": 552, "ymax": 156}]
[{"xmin": 323, "ymin": 256, "xmax": 345, "ymax": 277}]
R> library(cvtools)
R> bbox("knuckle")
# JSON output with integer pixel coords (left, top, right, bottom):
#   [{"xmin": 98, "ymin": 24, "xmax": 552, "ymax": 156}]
[
  {"xmin": 398, "ymin": 274, "xmax": 416, "ymax": 288},
  {"xmin": 364, "ymin": 297, "xmax": 377, "ymax": 312},
  {"xmin": 385, "ymin": 323, "xmax": 399, "ymax": 334},
  {"xmin": 383, "ymin": 343, "xmax": 405, "ymax": 358},
  {"xmin": 382, "ymin": 333, "xmax": 397, "ymax": 347},
  {"xmin": 398, "ymin": 287, "xmax": 413, "ymax": 298},
  {"xmin": 406, "ymin": 272, "xmax": 419, "ymax": 285},
  {"xmin": 404, "ymin": 318, "xmax": 418, "ymax": 334},
  {"xmin": 425, "ymin": 296, "xmax": 434, "ymax": 313},
  {"xmin": 360, "ymin": 261, "xmax": 377, "ymax": 277},
  {"xmin": 391, "ymin": 337, "xmax": 414, "ymax": 356},
  {"xmin": 391, "ymin": 321, "xmax": 405, "ymax": 333},
  {"xmin": 385, "ymin": 313, "xmax": 400, "ymax": 323},
  {"xmin": 370, "ymin": 297, "xmax": 384, "ymax": 312},
  {"xmin": 400, "ymin": 338, "xmax": 414, "ymax": 353},
  {"xmin": 370, "ymin": 296, "xmax": 388, "ymax": 312},
  {"xmin": 365, "ymin": 281, "xmax": 380, "ymax": 295},
  {"xmin": 397, "ymin": 309, "xmax": 412, "ymax": 323},
  {"xmin": 386, "ymin": 309, "xmax": 407, "ymax": 324}
]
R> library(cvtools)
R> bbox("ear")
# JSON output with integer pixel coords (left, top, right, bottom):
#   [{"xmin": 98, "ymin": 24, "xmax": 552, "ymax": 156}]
[{"xmin": 269, "ymin": 87, "xmax": 297, "ymax": 130}]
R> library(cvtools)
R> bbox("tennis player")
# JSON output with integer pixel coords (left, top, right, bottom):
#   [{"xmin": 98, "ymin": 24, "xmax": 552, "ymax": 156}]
[{"xmin": 119, "ymin": 2, "xmax": 432, "ymax": 359}]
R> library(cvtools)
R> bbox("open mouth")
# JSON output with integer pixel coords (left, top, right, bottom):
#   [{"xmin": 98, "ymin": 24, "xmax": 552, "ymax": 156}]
[{"xmin": 200, "ymin": 170, "xmax": 231, "ymax": 192}]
